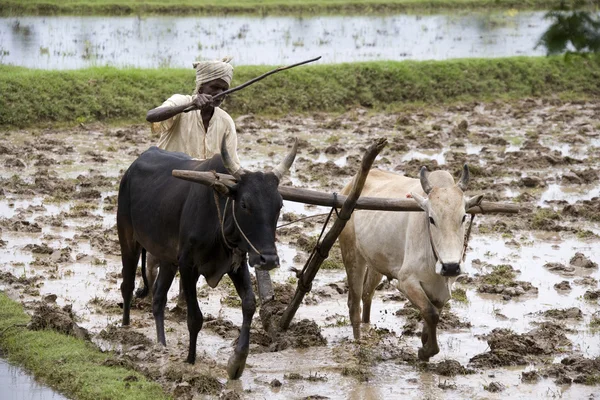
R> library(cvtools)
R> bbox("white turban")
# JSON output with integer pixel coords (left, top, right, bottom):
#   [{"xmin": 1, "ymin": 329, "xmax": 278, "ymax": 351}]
[{"xmin": 192, "ymin": 56, "xmax": 234, "ymax": 95}]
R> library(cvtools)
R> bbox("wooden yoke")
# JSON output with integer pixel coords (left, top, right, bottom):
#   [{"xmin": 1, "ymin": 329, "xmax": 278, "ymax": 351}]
[{"xmin": 172, "ymin": 142, "xmax": 519, "ymax": 332}]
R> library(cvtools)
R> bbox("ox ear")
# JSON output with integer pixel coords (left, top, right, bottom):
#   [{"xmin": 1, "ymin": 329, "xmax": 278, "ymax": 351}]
[
  {"xmin": 419, "ymin": 167, "xmax": 433, "ymax": 195},
  {"xmin": 466, "ymin": 193, "xmax": 484, "ymax": 210},
  {"xmin": 410, "ymin": 192, "xmax": 428, "ymax": 211}
]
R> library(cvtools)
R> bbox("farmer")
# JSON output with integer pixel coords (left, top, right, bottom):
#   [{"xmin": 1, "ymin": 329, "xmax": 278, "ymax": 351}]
[
  {"xmin": 147, "ymin": 56, "xmax": 241, "ymax": 171},
  {"xmin": 144, "ymin": 56, "xmax": 241, "ymax": 308}
]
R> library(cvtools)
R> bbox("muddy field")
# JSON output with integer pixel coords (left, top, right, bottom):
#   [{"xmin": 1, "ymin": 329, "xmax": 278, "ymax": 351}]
[{"xmin": 1, "ymin": 99, "xmax": 599, "ymax": 399}]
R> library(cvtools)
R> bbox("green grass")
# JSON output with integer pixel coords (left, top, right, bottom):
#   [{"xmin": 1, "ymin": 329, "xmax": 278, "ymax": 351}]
[
  {"xmin": 451, "ymin": 287, "xmax": 468, "ymax": 303},
  {"xmin": 0, "ymin": 0, "xmax": 570, "ymax": 16},
  {"xmin": 0, "ymin": 292, "xmax": 170, "ymax": 400},
  {"xmin": 531, "ymin": 208, "xmax": 562, "ymax": 229},
  {"xmin": 2, "ymin": 56, "xmax": 600, "ymax": 128},
  {"xmin": 481, "ymin": 264, "xmax": 517, "ymax": 285}
]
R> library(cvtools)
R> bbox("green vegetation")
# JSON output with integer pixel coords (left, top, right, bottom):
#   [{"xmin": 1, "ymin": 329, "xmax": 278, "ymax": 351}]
[
  {"xmin": 2, "ymin": 56, "xmax": 600, "ymax": 128},
  {"xmin": 451, "ymin": 287, "xmax": 468, "ymax": 303},
  {"xmin": 537, "ymin": 0, "xmax": 600, "ymax": 55},
  {"xmin": 531, "ymin": 208, "xmax": 562, "ymax": 229},
  {"xmin": 321, "ymin": 258, "xmax": 344, "ymax": 270},
  {"xmin": 0, "ymin": 0, "xmax": 570, "ymax": 16},
  {"xmin": 481, "ymin": 264, "xmax": 517, "ymax": 285},
  {"xmin": 0, "ymin": 292, "xmax": 170, "ymax": 400}
]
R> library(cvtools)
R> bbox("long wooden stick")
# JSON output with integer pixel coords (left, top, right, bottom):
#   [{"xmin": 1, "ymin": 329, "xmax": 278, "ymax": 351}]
[
  {"xmin": 278, "ymin": 138, "xmax": 388, "ymax": 330},
  {"xmin": 183, "ymin": 56, "xmax": 321, "ymax": 113},
  {"xmin": 171, "ymin": 170, "xmax": 519, "ymax": 215}
]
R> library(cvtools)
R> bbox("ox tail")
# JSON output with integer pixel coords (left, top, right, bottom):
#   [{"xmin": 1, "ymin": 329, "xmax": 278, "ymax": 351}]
[{"xmin": 135, "ymin": 248, "xmax": 150, "ymax": 298}]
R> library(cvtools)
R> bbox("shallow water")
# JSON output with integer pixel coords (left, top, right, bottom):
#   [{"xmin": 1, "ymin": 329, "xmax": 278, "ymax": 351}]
[
  {"xmin": 0, "ymin": 102, "xmax": 599, "ymax": 399},
  {"xmin": 0, "ymin": 11, "xmax": 553, "ymax": 69},
  {"xmin": 0, "ymin": 358, "xmax": 67, "ymax": 400}
]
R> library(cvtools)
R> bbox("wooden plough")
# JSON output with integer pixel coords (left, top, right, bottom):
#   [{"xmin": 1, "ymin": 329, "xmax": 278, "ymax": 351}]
[{"xmin": 172, "ymin": 138, "xmax": 518, "ymax": 333}]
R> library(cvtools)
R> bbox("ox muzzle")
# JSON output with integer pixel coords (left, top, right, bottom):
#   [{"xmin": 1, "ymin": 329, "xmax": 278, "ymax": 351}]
[
  {"xmin": 440, "ymin": 262, "xmax": 461, "ymax": 277},
  {"xmin": 250, "ymin": 253, "xmax": 279, "ymax": 271}
]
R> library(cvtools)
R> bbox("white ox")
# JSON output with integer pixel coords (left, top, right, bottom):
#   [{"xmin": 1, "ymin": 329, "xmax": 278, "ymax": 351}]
[{"xmin": 339, "ymin": 165, "xmax": 483, "ymax": 361}]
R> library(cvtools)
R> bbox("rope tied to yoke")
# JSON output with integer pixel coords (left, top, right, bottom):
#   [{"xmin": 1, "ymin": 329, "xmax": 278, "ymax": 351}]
[
  {"xmin": 211, "ymin": 175, "xmax": 262, "ymax": 259},
  {"xmin": 462, "ymin": 204, "xmax": 483, "ymax": 262}
]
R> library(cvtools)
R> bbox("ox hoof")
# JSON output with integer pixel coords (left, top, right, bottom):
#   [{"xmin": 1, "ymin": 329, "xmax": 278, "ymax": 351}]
[
  {"xmin": 185, "ymin": 355, "xmax": 196, "ymax": 365},
  {"xmin": 418, "ymin": 347, "xmax": 431, "ymax": 362},
  {"xmin": 227, "ymin": 352, "xmax": 248, "ymax": 380}
]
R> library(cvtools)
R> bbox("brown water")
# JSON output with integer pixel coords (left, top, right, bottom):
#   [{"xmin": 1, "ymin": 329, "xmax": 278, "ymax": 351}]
[{"xmin": 0, "ymin": 99, "xmax": 599, "ymax": 399}]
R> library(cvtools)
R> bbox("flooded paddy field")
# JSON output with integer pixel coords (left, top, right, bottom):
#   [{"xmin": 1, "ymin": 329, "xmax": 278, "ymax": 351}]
[
  {"xmin": 0, "ymin": 10, "xmax": 553, "ymax": 69},
  {"xmin": 0, "ymin": 99, "xmax": 599, "ymax": 399}
]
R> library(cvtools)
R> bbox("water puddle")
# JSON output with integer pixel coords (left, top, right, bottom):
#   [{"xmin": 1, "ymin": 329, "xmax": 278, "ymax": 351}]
[
  {"xmin": 0, "ymin": 358, "xmax": 67, "ymax": 400},
  {"xmin": 0, "ymin": 104, "xmax": 599, "ymax": 398},
  {"xmin": 0, "ymin": 11, "xmax": 554, "ymax": 69},
  {"xmin": 539, "ymin": 183, "xmax": 600, "ymax": 206}
]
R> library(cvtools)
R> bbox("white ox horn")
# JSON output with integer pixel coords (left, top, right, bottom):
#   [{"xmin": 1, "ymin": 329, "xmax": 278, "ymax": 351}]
[
  {"xmin": 457, "ymin": 164, "xmax": 469, "ymax": 191},
  {"xmin": 419, "ymin": 166, "xmax": 433, "ymax": 195},
  {"xmin": 272, "ymin": 138, "xmax": 298, "ymax": 180},
  {"xmin": 221, "ymin": 135, "xmax": 244, "ymax": 180}
]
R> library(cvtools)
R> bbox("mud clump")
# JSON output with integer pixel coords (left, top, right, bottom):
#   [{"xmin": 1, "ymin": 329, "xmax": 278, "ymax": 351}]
[
  {"xmin": 166, "ymin": 367, "xmax": 223, "ymax": 398},
  {"xmin": 542, "ymin": 356, "xmax": 600, "ymax": 386},
  {"xmin": 23, "ymin": 243, "xmax": 54, "ymax": 254},
  {"xmin": 469, "ymin": 323, "xmax": 572, "ymax": 368},
  {"xmin": 484, "ymin": 382, "xmax": 505, "ymax": 392},
  {"xmin": 285, "ymin": 319, "xmax": 327, "ymax": 349},
  {"xmin": 204, "ymin": 317, "xmax": 239, "ymax": 340},
  {"xmin": 421, "ymin": 359, "xmax": 475, "ymax": 377},
  {"xmin": 544, "ymin": 262, "xmax": 575, "ymax": 274},
  {"xmin": 521, "ymin": 370, "xmax": 541, "ymax": 383},
  {"xmin": 554, "ymin": 281, "xmax": 572, "ymax": 291},
  {"xmin": 0, "ymin": 218, "xmax": 42, "ymax": 233},
  {"xmin": 256, "ymin": 300, "xmax": 327, "ymax": 352},
  {"xmin": 574, "ymin": 277, "xmax": 598, "ymax": 287},
  {"xmin": 584, "ymin": 290, "xmax": 600, "ymax": 301},
  {"xmin": 396, "ymin": 304, "xmax": 470, "ymax": 335},
  {"xmin": 0, "ymin": 271, "xmax": 41, "ymax": 287},
  {"xmin": 569, "ymin": 252, "xmax": 598, "ymax": 269},
  {"xmin": 28, "ymin": 302, "xmax": 90, "ymax": 341},
  {"xmin": 475, "ymin": 264, "xmax": 537, "ymax": 299},
  {"xmin": 540, "ymin": 307, "xmax": 582, "ymax": 320},
  {"xmin": 98, "ymin": 324, "xmax": 153, "ymax": 348}
]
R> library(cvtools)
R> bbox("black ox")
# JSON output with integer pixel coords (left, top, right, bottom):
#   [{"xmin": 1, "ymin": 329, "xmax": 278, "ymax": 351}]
[{"xmin": 117, "ymin": 139, "xmax": 297, "ymax": 379}]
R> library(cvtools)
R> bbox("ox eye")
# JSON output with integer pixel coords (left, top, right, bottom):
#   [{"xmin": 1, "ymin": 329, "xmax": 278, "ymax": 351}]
[
  {"xmin": 240, "ymin": 200, "xmax": 247, "ymax": 210},
  {"xmin": 462, "ymin": 215, "xmax": 467, "ymax": 223},
  {"xmin": 429, "ymin": 217, "xmax": 435, "ymax": 226}
]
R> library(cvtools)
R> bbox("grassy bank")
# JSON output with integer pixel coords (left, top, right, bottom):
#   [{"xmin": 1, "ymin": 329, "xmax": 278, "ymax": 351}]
[
  {"xmin": 0, "ymin": 292, "xmax": 170, "ymax": 400},
  {"xmin": 1, "ymin": 56, "xmax": 600, "ymax": 128},
  {"xmin": 0, "ymin": 0, "xmax": 569, "ymax": 16}
]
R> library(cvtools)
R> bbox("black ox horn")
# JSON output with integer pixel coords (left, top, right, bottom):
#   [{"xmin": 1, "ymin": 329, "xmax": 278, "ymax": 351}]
[
  {"xmin": 457, "ymin": 164, "xmax": 469, "ymax": 191},
  {"xmin": 419, "ymin": 166, "xmax": 433, "ymax": 195}
]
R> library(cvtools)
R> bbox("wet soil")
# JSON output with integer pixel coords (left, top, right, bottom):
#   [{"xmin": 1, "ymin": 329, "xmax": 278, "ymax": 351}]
[
  {"xmin": 28, "ymin": 302, "xmax": 90, "ymax": 341},
  {"xmin": 0, "ymin": 99, "xmax": 599, "ymax": 399}
]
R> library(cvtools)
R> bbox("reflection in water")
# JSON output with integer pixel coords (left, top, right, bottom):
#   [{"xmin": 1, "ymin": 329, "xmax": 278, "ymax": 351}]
[
  {"xmin": 347, "ymin": 385, "xmax": 382, "ymax": 400},
  {"xmin": 539, "ymin": 183, "xmax": 600, "ymax": 206},
  {"xmin": 0, "ymin": 358, "xmax": 67, "ymax": 400},
  {"xmin": 0, "ymin": 11, "xmax": 551, "ymax": 69}
]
